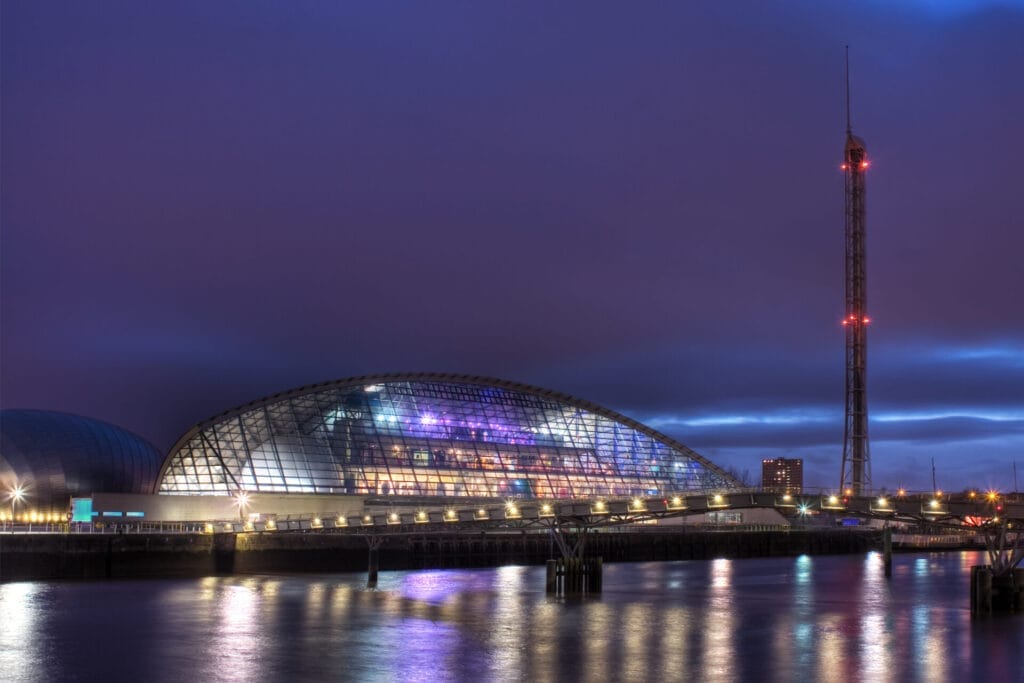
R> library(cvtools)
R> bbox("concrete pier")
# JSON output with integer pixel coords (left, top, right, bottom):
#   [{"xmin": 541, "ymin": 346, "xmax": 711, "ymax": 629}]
[
  {"xmin": 971, "ymin": 565, "xmax": 1024, "ymax": 615},
  {"xmin": 0, "ymin": 528, "xmax": 889, "ymax": 583},
  {"xmin": 545, "ymin": 556, "xmax": 603, "ymax": 596}
]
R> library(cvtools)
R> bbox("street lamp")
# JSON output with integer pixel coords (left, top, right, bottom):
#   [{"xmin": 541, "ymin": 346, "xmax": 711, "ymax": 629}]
[
  {"xmin": 8, "ymin": 484, "xmax": 26, "ymax": 523},
  {"xmin": 233, "ymin": 490, "xmax": 250, "ymax": 520}
]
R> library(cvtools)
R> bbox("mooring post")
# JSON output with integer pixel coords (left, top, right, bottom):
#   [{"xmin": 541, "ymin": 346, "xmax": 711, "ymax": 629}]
[
  {"xmin": 546, "ymin": 559, "xmax": 557, "ymax": 595},
  {"xmin": 883, "ymin": 527, "xmax": 892, "ymax": 578}
]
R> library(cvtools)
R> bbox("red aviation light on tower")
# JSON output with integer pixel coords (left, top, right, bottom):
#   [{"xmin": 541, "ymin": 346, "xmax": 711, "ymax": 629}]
[
  {"xmin": 842, "ymin": 314, "xmax": 868, "ymax": 326},
  {"xmin": 840, "ymin": 159, "xmax": 869, "ymax": 171}
]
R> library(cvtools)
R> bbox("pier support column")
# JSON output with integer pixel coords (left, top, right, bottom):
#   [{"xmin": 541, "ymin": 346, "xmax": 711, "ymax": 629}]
[
  {"xmin": 971, "ymin": 565, "xmax": 993, "ymax": 615},
  {"xmin": 588, "ymin": 557, "xmax": 603, "ymax": 594},
  {"xmin": 547, "ymin": 556, "xmax": 603, "ymax": 597},
  {"xmin": 367, "ymin": 548, "xmax": 379, "ymax": 587},
  {"xmin": 366, "ymin": 536, "xmax": 383, "ymax": 588},
  {"xmin": 883, "ymin": 528, "xmax": 892, "ymax": 578}
]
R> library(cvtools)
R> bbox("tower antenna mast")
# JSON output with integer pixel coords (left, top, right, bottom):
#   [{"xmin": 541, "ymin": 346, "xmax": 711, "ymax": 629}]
[
  {"xmin": 839, "ymin": 47, "xmax": 872, "ymax": 496},
  {"xmin": 845, "ymin": 46, "xmax": 852, "ymax": 135}
]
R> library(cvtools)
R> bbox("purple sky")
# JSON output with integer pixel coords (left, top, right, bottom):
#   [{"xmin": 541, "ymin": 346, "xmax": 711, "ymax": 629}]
[{"xmin": 2, "ymin": 1, "xmax": 1022, "ymax": 493}]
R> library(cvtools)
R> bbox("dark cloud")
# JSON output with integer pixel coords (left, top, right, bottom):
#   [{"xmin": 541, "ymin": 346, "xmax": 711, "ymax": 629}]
[{"xmin": 2, "ymin": 1, "xmax": 1022, "ymax": 492}]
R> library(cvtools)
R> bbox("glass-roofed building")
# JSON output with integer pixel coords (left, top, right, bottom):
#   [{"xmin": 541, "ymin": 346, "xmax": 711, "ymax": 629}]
[{"xmin": 159, "ymin": 374, "xmax": 739, "ymax": 499}]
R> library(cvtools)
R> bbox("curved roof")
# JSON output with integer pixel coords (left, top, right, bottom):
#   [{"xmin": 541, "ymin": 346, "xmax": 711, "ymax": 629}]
[
  {"xmin": 160, "ymin": 373, "xmax": 739, "ymax": 496},
  {"xmin": 1, "ymin": 410, "xmax": 164, "ymax": 510}
]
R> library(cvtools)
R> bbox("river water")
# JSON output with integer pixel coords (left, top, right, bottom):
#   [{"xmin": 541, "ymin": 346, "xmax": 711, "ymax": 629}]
[{"xmin": 1, "ymin": 550, "xmax": 1021, "ymax": 682}]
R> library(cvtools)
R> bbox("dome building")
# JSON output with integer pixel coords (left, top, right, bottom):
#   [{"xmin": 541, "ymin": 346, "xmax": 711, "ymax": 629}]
[
  {"xmin": 158, "ymin": 373, "xmax": 739, "ymax": 500},
  {"xmin": 0, "ymin": 410, "xmax": 163, "ymax": 520}
]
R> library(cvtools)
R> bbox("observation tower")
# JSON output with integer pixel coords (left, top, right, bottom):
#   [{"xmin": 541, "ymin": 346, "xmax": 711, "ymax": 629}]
[{"xmin": 839, "ymin": 49, "xmax": 871, "ymax": 496}]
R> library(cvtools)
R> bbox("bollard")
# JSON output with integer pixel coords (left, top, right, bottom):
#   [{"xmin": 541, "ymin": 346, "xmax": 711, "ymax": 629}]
[
  {"xmin": 546, "ymin": 559, "xmax": 557, "ymax": 595},
  {"xmin": 367, "ymin": 547, "xmax": 379, "ymax": 588}
]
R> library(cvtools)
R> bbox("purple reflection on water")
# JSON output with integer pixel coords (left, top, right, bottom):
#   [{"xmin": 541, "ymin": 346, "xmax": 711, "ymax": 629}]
[{"xmin": 1, "ymin": 552, "xmax": 1023, "ymax": 682}]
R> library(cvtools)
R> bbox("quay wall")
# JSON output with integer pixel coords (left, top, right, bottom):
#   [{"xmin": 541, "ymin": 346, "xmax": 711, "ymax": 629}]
[{"xmin": 2, "ymin": 529, "xmax": 885, "ymax": 582}]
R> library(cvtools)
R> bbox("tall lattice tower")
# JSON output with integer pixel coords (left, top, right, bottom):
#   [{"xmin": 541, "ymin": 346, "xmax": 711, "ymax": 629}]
[{"xmin": 840, "ymin": 49, "xmax": 871, "ymax": 496}]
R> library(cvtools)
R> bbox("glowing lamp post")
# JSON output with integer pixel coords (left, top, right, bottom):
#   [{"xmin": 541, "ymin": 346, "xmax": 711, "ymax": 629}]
[
  {"xmin": 234, "ymin": 491, "xmax": 250, "ymax": 521},
  {"xmin": 8, "ymin": 484, "xmax": 26, "ymax": 524}
]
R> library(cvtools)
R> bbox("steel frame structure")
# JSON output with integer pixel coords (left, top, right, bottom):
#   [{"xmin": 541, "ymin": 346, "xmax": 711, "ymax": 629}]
[
  {"xmin": 840, "ymin": 52, "xmax": 871, "ymax": 496},
  {"xmin": 159, "ymin": 373, "xmax": 740, "ymax": 499}
]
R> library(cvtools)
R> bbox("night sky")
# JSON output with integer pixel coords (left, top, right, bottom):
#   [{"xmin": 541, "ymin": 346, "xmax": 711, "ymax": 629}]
[{"xmin": 2, "ymin": 1, "xmax": 1022, "ymax": 492}]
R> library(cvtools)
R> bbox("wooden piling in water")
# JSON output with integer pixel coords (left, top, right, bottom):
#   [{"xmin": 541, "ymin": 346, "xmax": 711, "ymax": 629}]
[
  {"xmin": 970, "ymin": 565, "xmax": 981, "ymax": 614},
  {"xmin": 971, "ymin": 564, "xmax": 1024, "ymax": 614},
  {"xmin": 588, "ymin": 557, "xmax": 603, "ymax": 594},
  {"xmin": 367, "ymin": 547, "xmax": 379, "ymax": 588},
  {"xmin": 971, "ymin": 565, "xmax": 993, "ymax": 615},
  {"xmin": 546, "ymin": 556, "xmax": 603, "ymax": 597},
  {"xmin": 883, "ymin": 528, "xmax": 892, "ymax": 578}
]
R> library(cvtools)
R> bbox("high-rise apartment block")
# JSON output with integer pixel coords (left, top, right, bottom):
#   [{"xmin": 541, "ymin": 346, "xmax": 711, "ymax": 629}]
[{"xmin": 762, "ymin": 457, "xmax": 803, "ymax": 494}]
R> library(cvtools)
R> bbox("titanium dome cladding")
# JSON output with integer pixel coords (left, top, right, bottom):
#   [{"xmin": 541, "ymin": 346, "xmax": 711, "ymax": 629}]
[
  {"xmin": 159, "ymin": 374, "xmax": 740, "ymax": 498},
  {"xmin": 1, "ymin": 410, "xmax": 164, "ymax": 513}
]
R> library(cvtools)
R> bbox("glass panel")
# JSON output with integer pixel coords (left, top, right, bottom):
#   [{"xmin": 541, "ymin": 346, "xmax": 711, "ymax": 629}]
[{"xmin": 158, "ymin": 380, "xmax": 735, "ymax": 496}]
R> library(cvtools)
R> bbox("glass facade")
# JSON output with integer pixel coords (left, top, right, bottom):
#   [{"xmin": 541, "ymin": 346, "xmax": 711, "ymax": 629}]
[{"xmin": 158, "ymin": 376, "xmax": 738, "ymax": 498}]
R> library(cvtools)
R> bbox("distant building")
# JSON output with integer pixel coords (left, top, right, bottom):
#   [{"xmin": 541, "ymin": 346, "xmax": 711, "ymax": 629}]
[{"xmin": 762, "ymin": 457, "xmax": 803, "ymax": 494}]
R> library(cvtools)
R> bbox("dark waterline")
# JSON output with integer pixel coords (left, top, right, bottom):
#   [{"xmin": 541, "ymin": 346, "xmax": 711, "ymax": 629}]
[{"xmin": 1, "ymin": 551, "xmax": 1022, "ymax": 682}]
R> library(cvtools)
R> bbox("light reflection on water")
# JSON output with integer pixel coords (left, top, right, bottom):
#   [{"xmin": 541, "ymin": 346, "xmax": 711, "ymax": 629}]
[
  {"xmin": 1, "ymin": 551, "xmax": 1022, "ymax": 682},
  {"xmin": 787, "ymin": 553, "xmax": 814, "ymax": 675},
  {"xmin": 858, "ymin": 552, "xmax": 891, "ymax": 683},
  {"xmin": 701, "ymin": 558, "xmax": 735, "ymax": 682},
  {"xmin": 0, "ymin": 583, "xmax": 42, "ymax": 682}
]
